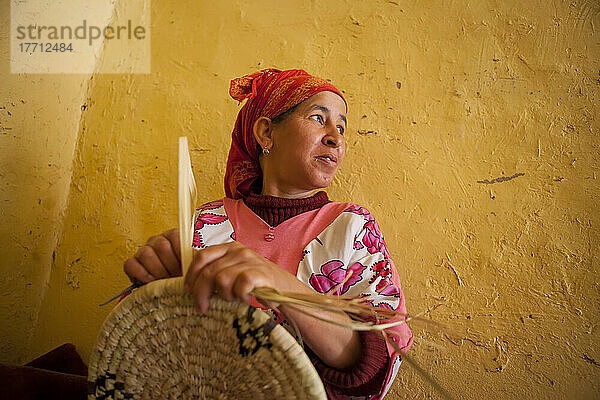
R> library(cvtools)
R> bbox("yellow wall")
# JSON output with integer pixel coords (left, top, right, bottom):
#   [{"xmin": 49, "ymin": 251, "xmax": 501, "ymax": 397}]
[
  {"xmin": 2, "ymin": 0, "xmax": 599, "ymax": 398},
  {"xmin": 0, "ymin": 0, "xmax": 92, "ymax": 364}
]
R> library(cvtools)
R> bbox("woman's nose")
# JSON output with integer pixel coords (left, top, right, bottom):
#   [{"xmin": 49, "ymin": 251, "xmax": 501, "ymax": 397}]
[{"xmin": 323, "ymin": 124, "xmax": 343, "ymax": 148}]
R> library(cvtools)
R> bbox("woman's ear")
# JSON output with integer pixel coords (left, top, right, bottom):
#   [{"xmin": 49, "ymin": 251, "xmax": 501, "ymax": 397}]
[{"xmin": 252, "ymin": 117, "xmax": 274, "ymax": 151}]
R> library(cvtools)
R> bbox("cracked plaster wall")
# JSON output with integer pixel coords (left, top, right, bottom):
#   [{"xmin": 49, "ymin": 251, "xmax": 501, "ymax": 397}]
[{"xmin": 2, "ymin": 1, "xmax": 599, "ymax": 398}]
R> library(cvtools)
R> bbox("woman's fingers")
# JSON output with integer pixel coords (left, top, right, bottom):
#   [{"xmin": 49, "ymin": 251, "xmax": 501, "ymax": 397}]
[
  {"xmin": 123, "ymin": 228, "xmax": 181, "ymax": 285},
  {"xmin": 162, "ymin": 228, "xmax": 182, "ymax": 262},
  {"xmin": 123, "ymin": 256, "xmax": 156, "ymax": 284},
  {"xmin": 185, "ymin": 242, "xmax": 276, "ymax": 313},
  {"xmin": 231, "ymin": 269, "xmax": 262, "ymax": 303},
  {"xmin": 190, "ymin": 263, "xmax": 243, "ymax": 313},
  {"xmin": 183, "ymin": 243, "xmax": 234, "ymax": 292},
  {"xmin": 146, "ymin": 233, "xmax": 181, "ymax": 277},
  {"xmin": 191, "ymin": 266, "xmax": 215, "ymax": 313},
  {"xmin": 213, "ymin": 265, "xmax": 240, "ymax": 302},
  {"xmin": 183, "ymin": 241, "xmax": 300, "ymax": 313},
  {"xmin": 192, "ymin": 264, "xmax": 258, "ymax": 312},
  {"xmin": 133, "ymin": 245, "xmax": 170, "ymax": 279}
]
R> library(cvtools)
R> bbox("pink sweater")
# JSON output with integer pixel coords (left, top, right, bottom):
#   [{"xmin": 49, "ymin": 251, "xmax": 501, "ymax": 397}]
[{"xmin": 237, "ymin": 192, "xmax": 392, "ymax": 398}]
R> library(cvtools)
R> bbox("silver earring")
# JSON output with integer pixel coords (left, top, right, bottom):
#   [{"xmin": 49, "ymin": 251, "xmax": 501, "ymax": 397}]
[{"xmin": 262, "ymin": 147, "xmax": 270, "ymax": 155}]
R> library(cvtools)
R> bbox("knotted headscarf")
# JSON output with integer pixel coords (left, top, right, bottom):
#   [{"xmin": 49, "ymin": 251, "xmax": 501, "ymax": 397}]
[{"xmin": 224, "ymin": 68, "xmax": 347, "ymax": 199}]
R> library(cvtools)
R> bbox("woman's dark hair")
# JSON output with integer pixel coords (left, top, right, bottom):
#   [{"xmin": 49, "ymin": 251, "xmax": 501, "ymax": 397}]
[{"xmin": 271, "ymin": 102, "xmax": 301, "ymax": 125}]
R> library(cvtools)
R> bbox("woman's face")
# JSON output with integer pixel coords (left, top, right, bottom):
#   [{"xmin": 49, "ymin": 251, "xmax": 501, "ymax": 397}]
[{"xmin": 260, "ymin": 91, "xmax": 347, "ymax": 196}]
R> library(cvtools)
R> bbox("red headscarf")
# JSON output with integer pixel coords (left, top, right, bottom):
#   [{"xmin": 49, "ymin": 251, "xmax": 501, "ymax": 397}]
[{"xmin": 224, "ymin": 68, "xmax": 347, "ymax": 199}]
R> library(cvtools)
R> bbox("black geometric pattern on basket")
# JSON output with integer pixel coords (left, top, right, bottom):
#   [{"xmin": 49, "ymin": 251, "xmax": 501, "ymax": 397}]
[
  {"xmin": 233, "ymin": 306, "xmax": 278, "ymax": 357},
  {"xmin": 87, "ymin": 372, "xmax": 133, "ymax": 399}
]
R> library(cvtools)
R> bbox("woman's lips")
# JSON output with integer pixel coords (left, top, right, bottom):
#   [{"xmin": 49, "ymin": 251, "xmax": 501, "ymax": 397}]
[{"xmin": 315, "ymin": 154, "xmax": 337, "ymax": 166}]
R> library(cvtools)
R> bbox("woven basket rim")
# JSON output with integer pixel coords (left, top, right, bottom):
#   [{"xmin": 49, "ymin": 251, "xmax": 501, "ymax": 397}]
[{"xmin": 88, "ymin": 277, "xmax": 326, "ymax": 400}]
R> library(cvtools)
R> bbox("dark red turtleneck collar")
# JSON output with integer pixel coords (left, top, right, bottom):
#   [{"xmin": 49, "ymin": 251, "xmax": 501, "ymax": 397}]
[{"xmin": 243, "ymin": 191, "xmax": 330, "ymax": 227}]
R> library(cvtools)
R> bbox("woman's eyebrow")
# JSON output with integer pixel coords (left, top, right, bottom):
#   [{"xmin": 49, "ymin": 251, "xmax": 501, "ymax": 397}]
[{"xmin": 309, "ymin": 104, "xmax": 347, "ymax": 125}]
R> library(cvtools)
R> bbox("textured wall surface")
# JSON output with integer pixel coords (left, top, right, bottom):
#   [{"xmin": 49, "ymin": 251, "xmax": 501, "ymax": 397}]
[
  {"xmin": 0, "ymin": 0, "xmax": 92, "ymax": 364},
  {"xmin": 2, "ymin": 0, "xmax": 599, "ymax": 399}
]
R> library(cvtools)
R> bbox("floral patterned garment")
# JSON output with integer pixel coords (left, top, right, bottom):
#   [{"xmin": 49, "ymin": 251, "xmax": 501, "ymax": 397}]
[{"xmin": 192, "ymin": 199, "xmax": 413, "ymax": 399}]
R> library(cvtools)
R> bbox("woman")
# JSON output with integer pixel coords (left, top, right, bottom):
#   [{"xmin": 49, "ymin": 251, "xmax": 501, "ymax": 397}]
[{"xmin": 124, "ymin": 68, "xmax": 413, "ymax": 399}]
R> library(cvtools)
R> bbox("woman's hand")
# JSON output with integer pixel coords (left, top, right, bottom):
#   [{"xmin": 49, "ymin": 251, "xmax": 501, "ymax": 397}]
[
  {"xmin": 183, "ymin": 241, "xmax": 303, "ymax": 313},
  {"xmin": 123, "ymin": 228, "xmax": 182, "ymax": 283},
  {"xmin": 125, "ymin": 236, "xmax": 360, "ymax": 369},
  {"xmin": 183, "ymin": 241, "xmax": 360, "ymax": 369}
]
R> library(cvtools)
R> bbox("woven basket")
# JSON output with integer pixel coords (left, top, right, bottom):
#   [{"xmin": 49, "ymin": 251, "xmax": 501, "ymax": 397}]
[{"xmin": 88, "ymin": 277, "xmax": 326, "ymax": 399}]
